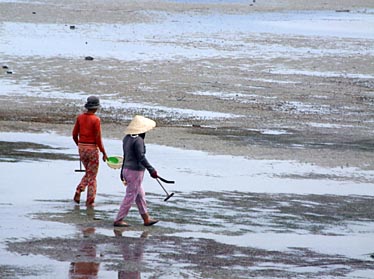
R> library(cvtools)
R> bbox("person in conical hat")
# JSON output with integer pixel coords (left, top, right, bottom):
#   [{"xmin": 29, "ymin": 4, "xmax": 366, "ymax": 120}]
[{"xmin": 114, "ymin": 115, "xmax": 159, "ymax": 227}]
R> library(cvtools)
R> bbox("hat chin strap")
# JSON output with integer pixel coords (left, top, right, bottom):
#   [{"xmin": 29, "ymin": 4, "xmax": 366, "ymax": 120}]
[{"xmin": 130, "ymin": 133, "xmax": 145, "ymax": 139}]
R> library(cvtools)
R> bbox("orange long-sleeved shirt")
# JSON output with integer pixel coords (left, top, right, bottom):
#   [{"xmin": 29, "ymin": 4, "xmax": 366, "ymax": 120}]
[{"xmin": 72, "ymin": 112, "xmax": 106, "ymax": 153}]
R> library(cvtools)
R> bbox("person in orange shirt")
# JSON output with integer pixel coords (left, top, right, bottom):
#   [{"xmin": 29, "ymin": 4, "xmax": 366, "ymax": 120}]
[{"xmin": 72, "ymin": 96, "xmax": 108, "ymax": 206}]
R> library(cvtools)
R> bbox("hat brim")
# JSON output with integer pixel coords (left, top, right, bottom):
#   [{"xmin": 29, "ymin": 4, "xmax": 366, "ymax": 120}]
[
  {"xmin": 124, "ymin": 115, "xmax": 156, "ymax": 135},
  {"xmin": 85, "ymin": 104, "xmax": 100, "ymax": 109}
]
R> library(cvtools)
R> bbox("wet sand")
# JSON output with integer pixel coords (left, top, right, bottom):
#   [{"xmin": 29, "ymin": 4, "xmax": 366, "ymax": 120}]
[
  {"xmin": 1, "ymin": 0, "xmax": 374, "ymax": 278},
  {"xmin": 2, "ymin": 133, "xmax": 374, "ymax": 278},
  {"xmin": 1, "ymin": 0, "xmax": 374, "ymax": 168}
]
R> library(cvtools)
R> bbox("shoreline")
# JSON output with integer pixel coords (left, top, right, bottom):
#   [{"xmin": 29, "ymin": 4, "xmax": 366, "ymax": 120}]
[{"xmin": 1, "ymin": 120, "xmax": 373, "ymax": 170}]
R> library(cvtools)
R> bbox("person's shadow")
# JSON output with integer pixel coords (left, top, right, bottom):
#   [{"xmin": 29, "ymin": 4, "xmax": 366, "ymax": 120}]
[{"xmin": 114, "ymin": 228, "xmax": 148, "ymax": 279}]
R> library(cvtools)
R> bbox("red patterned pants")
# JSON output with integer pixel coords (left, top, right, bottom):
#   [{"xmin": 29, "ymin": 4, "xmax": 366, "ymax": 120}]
[{"xmin": 76, "ymin": 144, "xmax": 99, "ymax": 205}]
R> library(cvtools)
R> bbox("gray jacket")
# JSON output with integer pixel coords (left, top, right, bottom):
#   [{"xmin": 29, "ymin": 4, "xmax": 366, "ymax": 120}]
[{"xmin": 121, "ymin": 135, "xmax": 155, "ymax": 176}]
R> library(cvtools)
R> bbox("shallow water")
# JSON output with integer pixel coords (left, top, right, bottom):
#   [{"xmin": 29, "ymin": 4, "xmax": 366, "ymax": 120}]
[
  {"xmin": 1, "ymin": 132, "xmax": 374, "ymax": 278},
  {"xmin": 1, "ymin": 10, "xmax": 373, "ymax": 61}
]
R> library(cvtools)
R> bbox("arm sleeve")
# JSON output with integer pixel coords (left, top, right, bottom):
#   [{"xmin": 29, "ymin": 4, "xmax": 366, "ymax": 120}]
[
  {"xmin": 72, "ymin": 117, "xmax": 79, "ymax": 146},
  {"xmin": 120, "ymin": 138, "xmax": 126, "ymax": 181},
  {"xmin": 134, "ymin": 138, "xmax": 155, "ymax": 173},
  {"xmin": 95, "ymin": 118, "xmax": 106, "ymax": 154}
]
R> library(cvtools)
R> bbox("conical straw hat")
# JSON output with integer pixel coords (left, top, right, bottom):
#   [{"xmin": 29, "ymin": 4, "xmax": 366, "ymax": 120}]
[{"xmin": 124, "ymin": 115, "xmax": 156, "ymax": 135}]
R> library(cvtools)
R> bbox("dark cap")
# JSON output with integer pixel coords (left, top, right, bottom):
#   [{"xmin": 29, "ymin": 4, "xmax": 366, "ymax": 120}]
[{"xmin": 84, "ymin": 96, "xmax": 100, "ymax": 109}]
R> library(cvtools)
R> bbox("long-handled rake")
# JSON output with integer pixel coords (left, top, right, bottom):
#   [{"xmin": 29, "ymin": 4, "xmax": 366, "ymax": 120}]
[{"xmin": 156, "ymin": 176, "xmax": 175, "ymax": 202}]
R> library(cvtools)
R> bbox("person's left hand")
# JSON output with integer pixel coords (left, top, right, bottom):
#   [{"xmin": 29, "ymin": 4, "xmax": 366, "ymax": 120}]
[
  {"xmin": 150, "ymin": 170, "xmax": 158, "ymax": 179},
  {"xmin": 103, "ymin": 153, "xmax": 108, "ymax": 162}
]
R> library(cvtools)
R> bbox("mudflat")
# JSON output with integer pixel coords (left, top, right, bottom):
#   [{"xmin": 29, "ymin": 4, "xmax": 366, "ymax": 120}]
[
  {"xmin": 1, "ymin": 0, "xmax": 374, "ymax": 168},
  {"xmin": 1, "ymin": 0, "xmax": 374, "ymax": 278}
]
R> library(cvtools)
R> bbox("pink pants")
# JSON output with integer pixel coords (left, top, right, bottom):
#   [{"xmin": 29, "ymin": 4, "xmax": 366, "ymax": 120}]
[
  {"xmin": 115, "ymin": 169, "xmax": 148, "ymax": 222},
  {"xmin": 76, "ymin": 145, "xmax": 99, "ymax": 205}
]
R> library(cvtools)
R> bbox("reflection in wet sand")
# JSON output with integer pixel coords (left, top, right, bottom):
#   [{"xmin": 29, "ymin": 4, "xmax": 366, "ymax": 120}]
[
  {"xmin": 67, "ymin": 206, "xmax": 148, "ymax": 279},
  {"xmin": 115, "ymin": 229, "xmax": 148, "ymax": 279},
  {"xmin": 69, "ymin": 227, "xmax": 100, "ymax": 279}
]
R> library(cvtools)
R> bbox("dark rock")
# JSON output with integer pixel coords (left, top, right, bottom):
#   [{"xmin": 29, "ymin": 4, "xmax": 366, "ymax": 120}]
[{"xmin": 85, "ymin": 56, "xmax": 94, "ymax": 61}]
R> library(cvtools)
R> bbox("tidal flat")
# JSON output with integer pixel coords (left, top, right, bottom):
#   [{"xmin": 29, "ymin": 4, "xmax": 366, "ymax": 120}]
[{"xmin": 1, "ymin": 0, "xmax": 374, "ymax": 277}]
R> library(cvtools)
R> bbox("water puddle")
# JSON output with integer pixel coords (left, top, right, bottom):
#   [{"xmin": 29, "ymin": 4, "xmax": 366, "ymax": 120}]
[{"xmin": 1, "ymin": 132, "xmax": 374, "ymax": 278}]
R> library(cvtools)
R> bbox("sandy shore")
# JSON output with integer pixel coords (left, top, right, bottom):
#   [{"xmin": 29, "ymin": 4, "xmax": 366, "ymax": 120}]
[
  {"xmin": 1, "ymin": 0, "xmax": 374, "ymax": 169},
  {"xmin": 1, "ymin": 0, "xmax": 374, "ymax": 170},
  {"xmin": 2, "ymin": 0, "xmax": 374, "ymax": 24}
]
